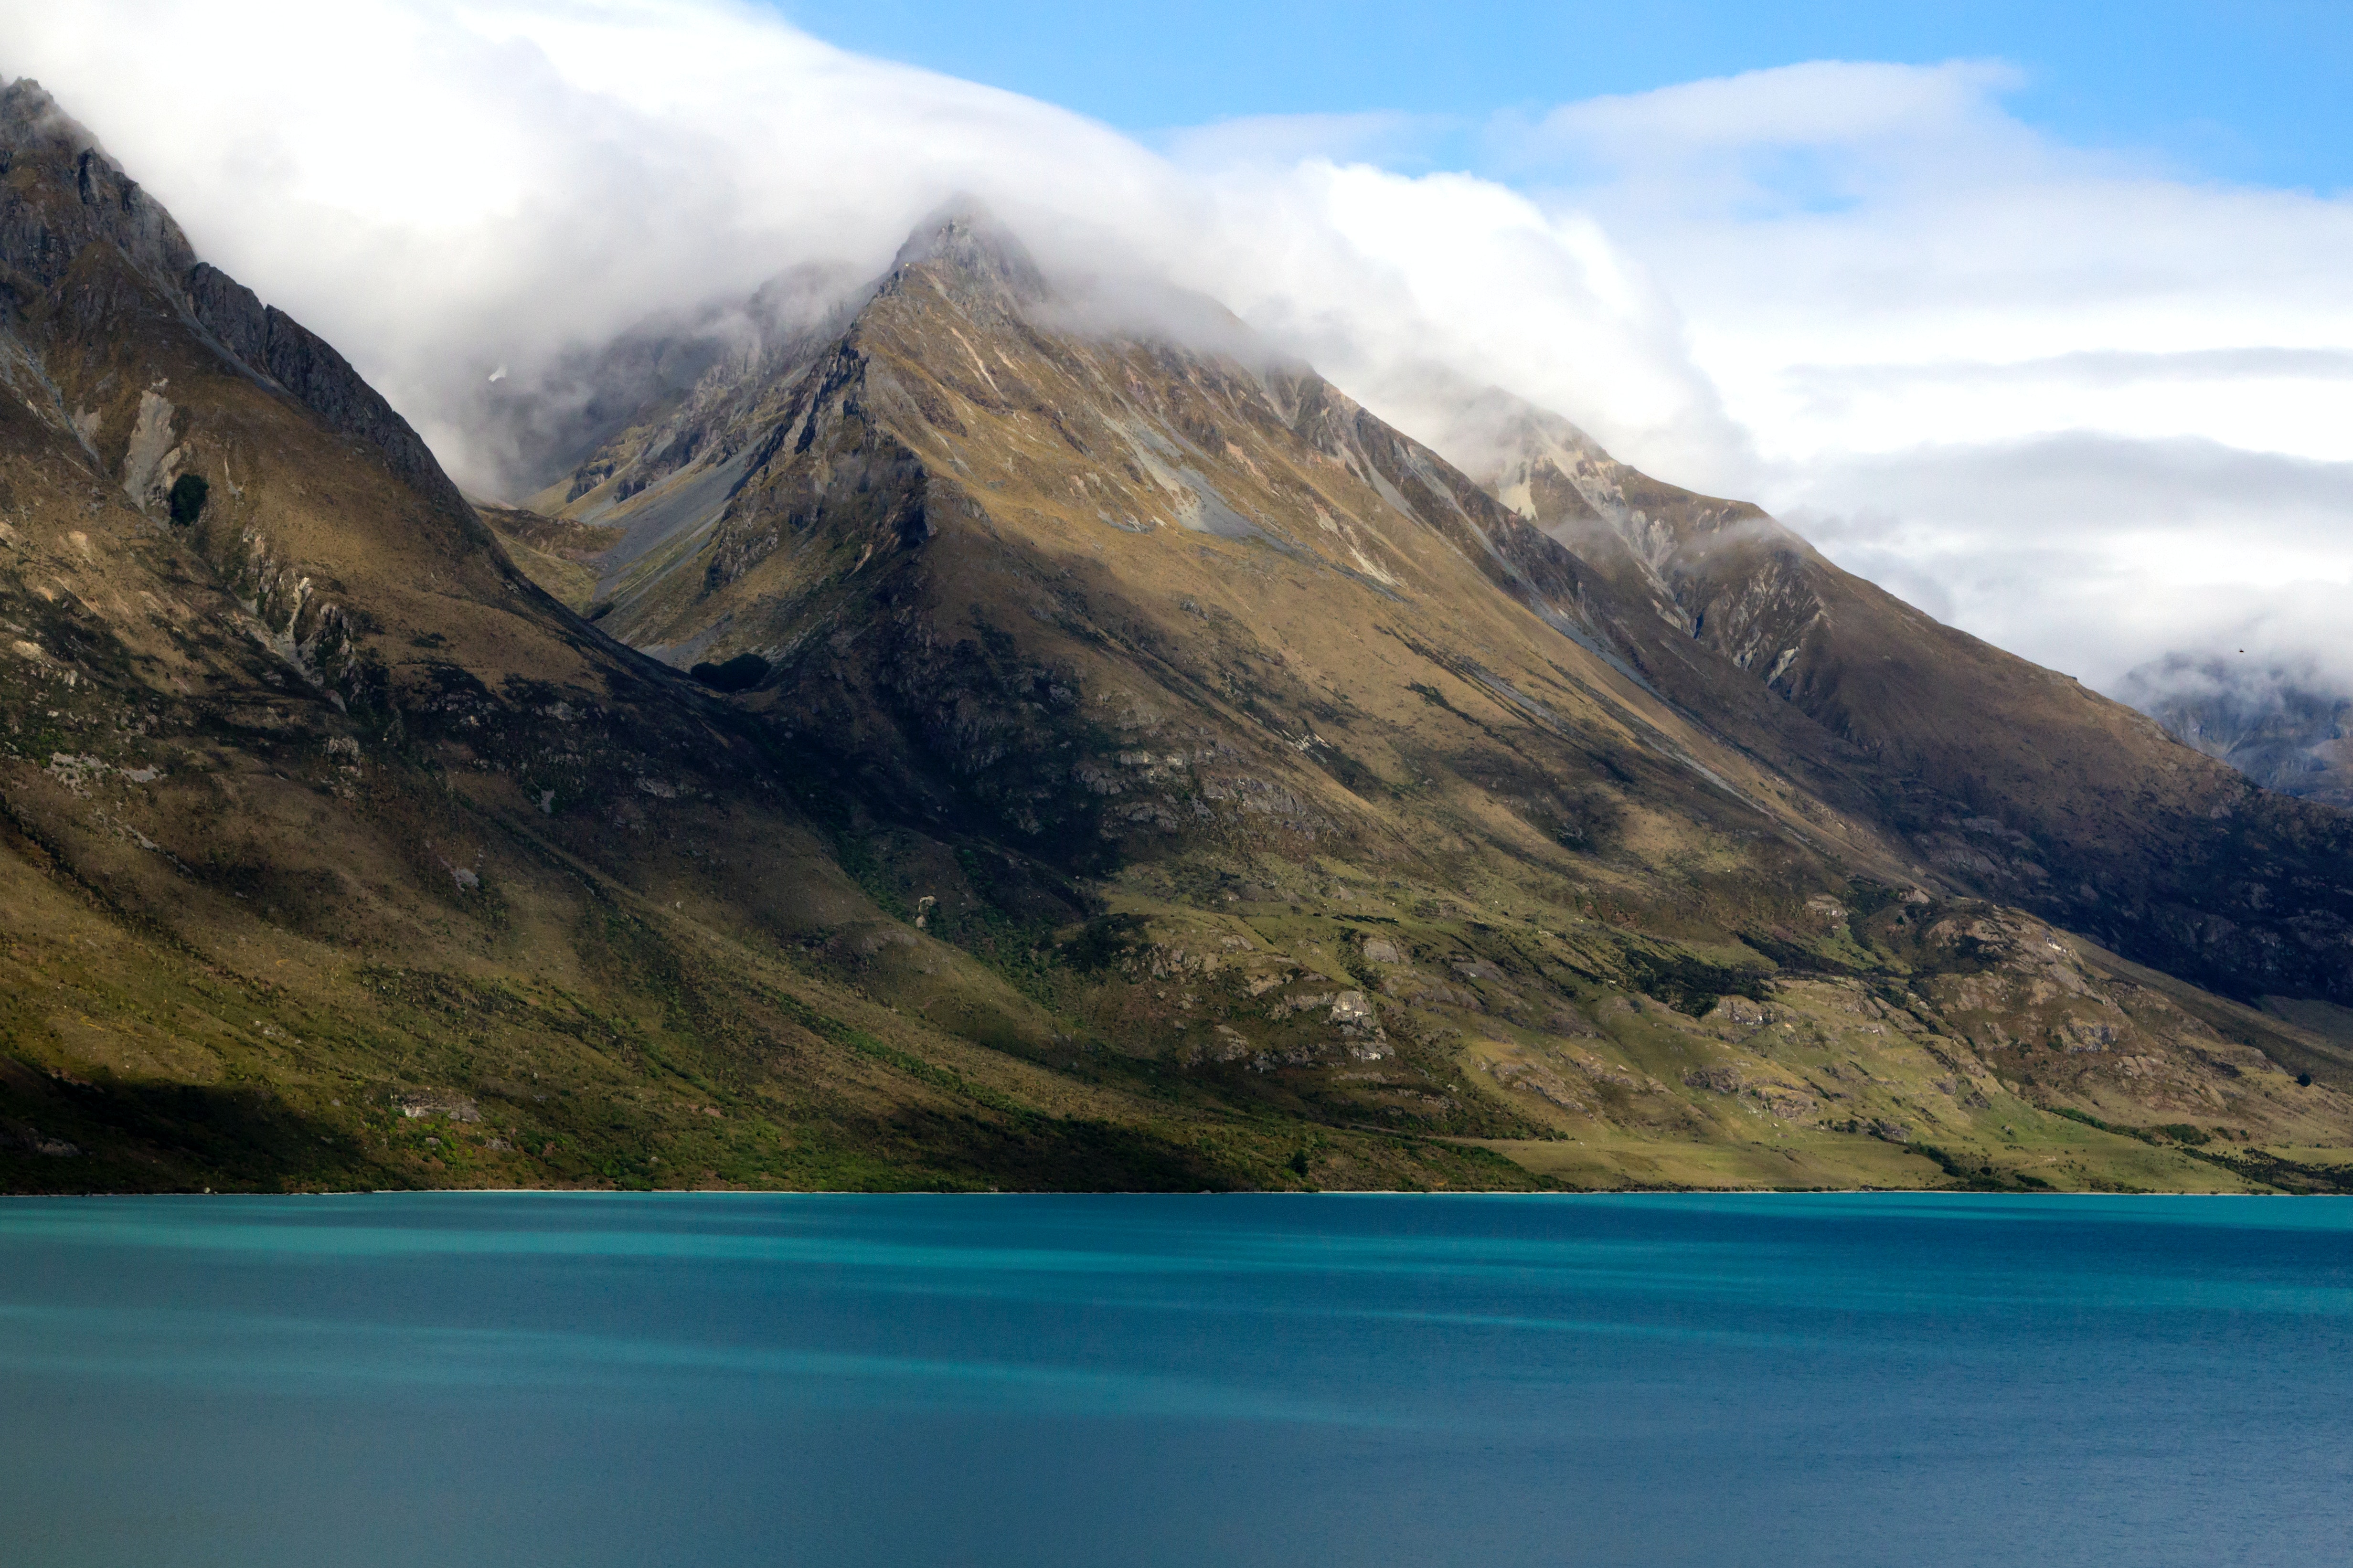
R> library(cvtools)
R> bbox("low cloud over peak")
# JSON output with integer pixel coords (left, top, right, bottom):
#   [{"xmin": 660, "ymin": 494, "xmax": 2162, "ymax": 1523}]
[{"xmin": 0, "ymin": 0, "xmax": 1724, "ymax": 499}]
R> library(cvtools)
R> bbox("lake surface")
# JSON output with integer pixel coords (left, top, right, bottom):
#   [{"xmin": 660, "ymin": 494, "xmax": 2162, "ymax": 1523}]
[{"xmin": 1, "ymin": 1193, "xmax": 2347, "ymax": 1567}]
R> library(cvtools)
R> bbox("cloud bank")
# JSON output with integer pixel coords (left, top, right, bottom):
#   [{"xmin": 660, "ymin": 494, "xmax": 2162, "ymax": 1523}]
[
  {"xmin": 0, "ymin": 0, "xmax": 1715, "ymax": 497},
  {"xmin": 3, "ymin": 3, "xmax": 2348, "ymax": 697}
]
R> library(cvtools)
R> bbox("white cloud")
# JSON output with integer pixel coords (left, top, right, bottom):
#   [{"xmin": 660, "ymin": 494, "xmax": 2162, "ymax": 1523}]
[
  {"xmin": 1520, "ymin": 64, "xmax": 2353, "ymax": 466},
  {"xmin": 1513, "ymin": 58, "xmax": 2031, "ymax": 170},
  {"xmin": 1162, "ymin": 110, "xmax": 1444, "ymax": 171},
  {"xmin": 0, "ymin": 0, "xmax": 1706, "ymax": 496},
  {"xmin": 0, "ymin": 0, "xmax": 1187, "ymax": 479},
  {"xmin": 1783, "ymin": 435, "xmax": 2353, "ymax": 683}
]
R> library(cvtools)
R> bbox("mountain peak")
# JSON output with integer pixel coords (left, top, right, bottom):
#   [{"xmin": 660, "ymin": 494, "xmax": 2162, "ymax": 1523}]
[
  {"xmin": 887, "ymin": 200, "xmax": 1050, "ymax": 317},
  {"xmin": 0, "ymin": 76, "xmax": 86, "ymax": 155},
  {"xmin": 0, "ymin": 76, "xmax": 195, "ymax": 290}
]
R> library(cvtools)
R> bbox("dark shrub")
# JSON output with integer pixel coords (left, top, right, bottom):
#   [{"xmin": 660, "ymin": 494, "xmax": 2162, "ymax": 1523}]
[
  {"xmin": 167, "ymin": 473, "xmax": 209, "ymax": 526},
  {"xmin": 689, "ymin": 652, "xmax": 770, "ymax": 693},
  {"xmin": 1063, "ymin": 912, "xmax": 1147, "ymax": 972}
]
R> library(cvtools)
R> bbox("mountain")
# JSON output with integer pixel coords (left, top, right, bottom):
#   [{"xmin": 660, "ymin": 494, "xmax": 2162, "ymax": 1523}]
[
  {"xmin": 5, "ymin": 84, "xmax": 2352, "ymax": 1195},
  {"xmin": 2123, "ymin": 656, "xmax": 2353, "ymax": 810},
  {"xmin": 1458, "ymin": 396, "xmax": 2353, "ymax": 1012},
  {"xmin": 0, "ymin": 83, "xmax": 1496, "ymax": 1195}
]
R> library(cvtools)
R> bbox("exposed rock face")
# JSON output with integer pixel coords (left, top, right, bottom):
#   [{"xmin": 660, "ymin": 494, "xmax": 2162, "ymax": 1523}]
[
  {"xmin": 0, "ymin": 85, "xmax": 192, "ymax": 287},
  {"xmin": 185, "ymin": 264, "xmax": 471, "ymax": 516}
]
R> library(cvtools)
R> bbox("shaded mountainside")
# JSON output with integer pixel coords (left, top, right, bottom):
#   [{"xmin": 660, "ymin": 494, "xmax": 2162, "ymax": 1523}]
[{"xmin": 5, "ymin": 80, "xmax": 2352, "ymax": 1194}]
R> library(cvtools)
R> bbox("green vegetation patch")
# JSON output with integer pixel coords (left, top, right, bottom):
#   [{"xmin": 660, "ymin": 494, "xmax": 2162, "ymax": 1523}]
[{"xmin": 1616, "ymin": 940, "xmax": 1775, "ymax": 1017}]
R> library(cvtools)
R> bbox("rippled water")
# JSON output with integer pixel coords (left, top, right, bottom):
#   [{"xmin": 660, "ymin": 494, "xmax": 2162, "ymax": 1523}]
[{"xmin": 2, "ymin": 1193, "xmax": 2347, "ymax": 1567}]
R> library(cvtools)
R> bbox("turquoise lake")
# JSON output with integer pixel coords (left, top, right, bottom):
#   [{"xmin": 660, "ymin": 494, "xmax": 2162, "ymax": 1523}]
[{"xmin": 1, "ymin": 1193, "xmax": 2347, "ymax": 1566}]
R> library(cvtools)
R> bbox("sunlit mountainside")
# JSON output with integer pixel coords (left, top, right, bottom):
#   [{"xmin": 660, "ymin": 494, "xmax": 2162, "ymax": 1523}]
[{"xmin": 5, "ymin": 80, "xmax": 2352, "ymax": 1194}]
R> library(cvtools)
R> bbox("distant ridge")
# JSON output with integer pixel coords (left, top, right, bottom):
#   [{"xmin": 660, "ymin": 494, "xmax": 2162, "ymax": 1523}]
[{"xmin": 2126, "ymin": 655, "xmax": 2353, "ymax": 809}]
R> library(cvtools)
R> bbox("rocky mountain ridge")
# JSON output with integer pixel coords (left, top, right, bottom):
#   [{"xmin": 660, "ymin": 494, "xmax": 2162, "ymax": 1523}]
[
  {"xmin": 525, "ymin": 210, "xmax": 2353, "ymax": 1012},
  {"xmin": 1462, "ymin": 395, "xmax": 2353, "ymax": 1009}
]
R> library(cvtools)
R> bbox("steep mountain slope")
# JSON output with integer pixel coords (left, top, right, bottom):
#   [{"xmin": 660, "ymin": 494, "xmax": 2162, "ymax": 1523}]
[
  {"xmin": 1466, "ymin": 396, "xmax": 2353, "ymax": 1010},
  {"xmin": 538, "ymin": 217, "xmax": 1903, "ymax": 891},
  {"xmin": 476, "ymin": 209, "xmax": 2353, "ymax": 1192}
]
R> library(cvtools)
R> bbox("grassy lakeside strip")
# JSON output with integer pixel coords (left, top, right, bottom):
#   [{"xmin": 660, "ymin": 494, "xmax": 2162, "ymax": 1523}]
[
  {"xmin": 2187, "ymin": 1144, "xmax": 2353, "ymax": 1195},
  {"xmin": 1905, "ymin": 1141, "xmax": 2055, "ymax": 1191},
  {"xmin": 2047, "ymin": 1106, "xmax": 2353, "ymax": 1194},
  {"xmin": 0, "ymin": 830, "xmax": 1553, "ymax": 1196}
]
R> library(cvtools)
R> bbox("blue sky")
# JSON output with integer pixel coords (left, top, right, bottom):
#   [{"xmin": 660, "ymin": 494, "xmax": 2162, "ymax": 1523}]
[{"xmin": 779, "ymin": 0, "xmax": 2353, "ymax": 193}]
